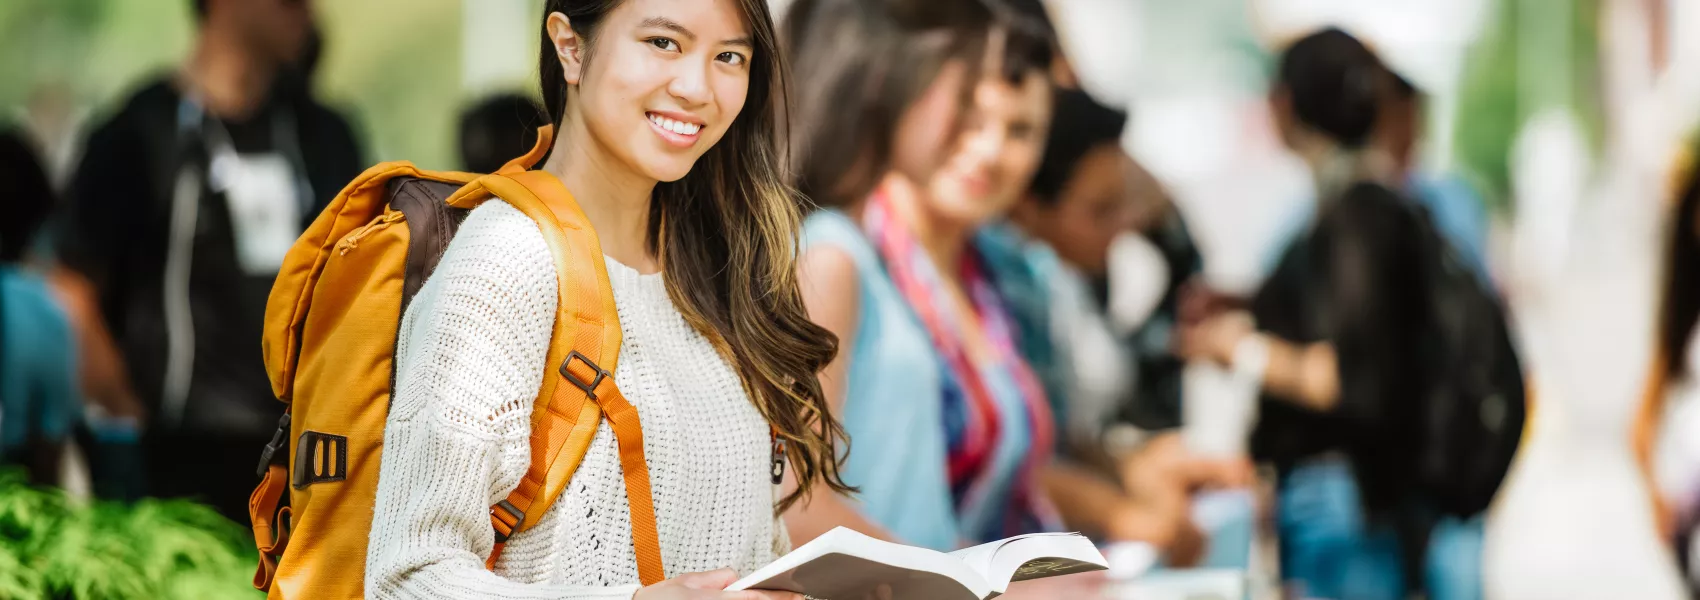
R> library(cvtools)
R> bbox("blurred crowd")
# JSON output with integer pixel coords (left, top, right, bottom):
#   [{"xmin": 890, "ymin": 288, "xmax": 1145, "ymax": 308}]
[{"xmin": 2, "ymin": 0, "xmax": 1698, "ymax": 599}]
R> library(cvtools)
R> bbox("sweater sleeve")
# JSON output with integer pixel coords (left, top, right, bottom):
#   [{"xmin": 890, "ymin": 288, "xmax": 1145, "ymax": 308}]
[{"xmin": 364, "ymin": 202, "xmax": 640, "ymax": 600}]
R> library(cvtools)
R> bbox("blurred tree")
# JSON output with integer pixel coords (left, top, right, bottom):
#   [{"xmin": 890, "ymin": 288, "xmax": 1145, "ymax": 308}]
[{"xmin": 1452, "ymin": 0, "xmax": 1604, "ymax": 215}]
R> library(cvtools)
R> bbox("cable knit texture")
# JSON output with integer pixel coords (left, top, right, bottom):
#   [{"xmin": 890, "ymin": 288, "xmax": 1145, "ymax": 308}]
[{"xmin": 366, "ymin": 200, "xmax": 785, "ymax": 599}]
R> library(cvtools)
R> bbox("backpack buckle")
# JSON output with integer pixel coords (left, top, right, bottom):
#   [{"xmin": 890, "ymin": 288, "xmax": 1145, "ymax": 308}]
[
  {"xmin": 255, "ymin": 412, "xmax": 292, "ymax": 478},
  {"xmin": 559, "ymin": 351, "xmax": 609, "ymax": 399},
  {"xmin": 491, "ymin": 500, "xmax": 525, "ymax": 543}
]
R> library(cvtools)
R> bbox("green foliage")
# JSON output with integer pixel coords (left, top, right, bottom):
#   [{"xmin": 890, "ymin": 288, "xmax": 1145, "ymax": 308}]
[
  {"xmin": 1452, "ymin": 0, "xmax": 1604, "ymax": 215},
  {"xmin": 0, "ymin": 470, "xmax": 262, "ymax": 600}
]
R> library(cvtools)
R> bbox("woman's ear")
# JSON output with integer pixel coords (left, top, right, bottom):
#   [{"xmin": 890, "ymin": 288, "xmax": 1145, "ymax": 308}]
[{"xmin": 546, "ymin": 12, "xmax": 584, "ymax": 85}]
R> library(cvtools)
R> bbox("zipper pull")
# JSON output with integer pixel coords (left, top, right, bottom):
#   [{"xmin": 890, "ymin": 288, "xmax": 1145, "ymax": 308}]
[
  {"xmin": 336, "ymin": 210, "xmax": 405, "ymax": 255},
  {"xmin": 770, "ymin": 435, "xmax": 786, "ymax": 485}
]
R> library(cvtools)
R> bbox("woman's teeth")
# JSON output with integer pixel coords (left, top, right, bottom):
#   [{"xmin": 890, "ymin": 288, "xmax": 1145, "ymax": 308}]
[{"xmin": 648, "ymin": 113, "xmax": 701, "ymax": 135}]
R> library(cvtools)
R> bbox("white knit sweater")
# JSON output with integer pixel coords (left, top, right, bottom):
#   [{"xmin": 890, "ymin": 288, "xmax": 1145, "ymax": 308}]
[{"xmin": 365, "ymin": 200, "xmax": 785, "ymax": 599}]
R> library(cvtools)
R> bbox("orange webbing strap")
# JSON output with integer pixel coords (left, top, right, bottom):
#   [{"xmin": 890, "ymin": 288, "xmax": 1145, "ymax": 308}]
[
  {"xmin": 250, "ymin": 463, "xmax": 289, "ymax": 590},
  {"xmin": 598, "ymin": 383, "xmax": 664, "ymax": 585},
  {"xmin": 471, "ymin": 169, "xmax": 665, "ymax": 586}
]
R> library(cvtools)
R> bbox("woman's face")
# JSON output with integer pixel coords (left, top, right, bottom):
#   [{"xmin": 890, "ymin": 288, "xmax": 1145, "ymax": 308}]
[
  {"xmin": 889, "ymin": 60, "xmax": 973, "ymax": 188},
  {"xmin": 924, "ymin": 72, "xmax": 1053, "ymax": 230},
  {"xmin": 572, "ymin": 0, "xmax": 754, "ymax": 183},
  {"xmin": 1020, "ymin": 144, "xmax": 1142, "ymax": 276}
]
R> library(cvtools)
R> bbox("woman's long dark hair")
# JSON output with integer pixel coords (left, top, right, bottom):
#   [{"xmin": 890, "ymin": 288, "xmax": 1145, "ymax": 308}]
[
  {"xmin": 1663, "ymin": 157, "xmax": 1700, "ymax": 378},
  {"xmin": 537, "ymin": 0, "xmax": 848, "ymax": 510}
]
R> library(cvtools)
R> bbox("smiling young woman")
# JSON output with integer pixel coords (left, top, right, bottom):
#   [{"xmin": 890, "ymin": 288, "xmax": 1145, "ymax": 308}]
[{"xmin": 362, "ymin": 0, "xmax": 842, "ymax": 598}]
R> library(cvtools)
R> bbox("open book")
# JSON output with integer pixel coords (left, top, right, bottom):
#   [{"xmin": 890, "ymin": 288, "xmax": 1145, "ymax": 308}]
[{"xmin": 727, "ymin": 527, "xmax": 1107, "ymax": 599}]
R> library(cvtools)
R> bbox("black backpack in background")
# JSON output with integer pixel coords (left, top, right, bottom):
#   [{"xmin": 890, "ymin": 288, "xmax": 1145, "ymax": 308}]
[{"xmin": 1408, "ymin": 203, "xmax": 1528, "ymax": 517}]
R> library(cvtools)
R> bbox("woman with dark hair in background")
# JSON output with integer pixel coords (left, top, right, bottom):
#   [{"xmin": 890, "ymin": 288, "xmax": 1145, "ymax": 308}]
[
  {"xmin": 1177, "ymin": 28, "xmax": 1463, "ymax": 600},
  {"xmin": 780, "ymin": 0, "xmax": 1001, "ymax": 551},
  {"xmin": 364, "ymin": 0, "xmax": 844, "ymax": 597},
  {"xmin": 785, "ymin": 0, "xmax": 1203, "ymax": 562}
]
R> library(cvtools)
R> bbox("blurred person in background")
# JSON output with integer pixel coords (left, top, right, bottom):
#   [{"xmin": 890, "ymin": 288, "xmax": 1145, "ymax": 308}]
[
  {"xmin": 781, "ymin": 0, "xmax": 1006, "ymax": 551},
  {"xmin": 457, "ymin": 93, "xmax": 547, "ymax": 173},
  {"xmin": 55, "ymin": 0, "xmax": 364, "ymax": 522},
  {"xmin": 1262, "ymin": 51, "xmax": 1492, "ymax": 286},
  {"xmin": 785, "ymin": 0, "xmax": 1207, "ymax": 564},
  {"xmin": 1005, "ymin": 88, "xmax": 1248, "ymax": 524},
  {"xmin": 0, "ymin": 130, "xmax": 79, "ymax": 487},
  {"xmin": 1177, "ymin": 28, "xmax": 1478, "ymax": 600},
  {"xmin": 1372, "ymin": 73, "xmax": 1491, "ymax": 283}
]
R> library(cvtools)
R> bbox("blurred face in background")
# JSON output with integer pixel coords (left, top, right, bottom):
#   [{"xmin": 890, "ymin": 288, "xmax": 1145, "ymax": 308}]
[
  {"xmin": 1014, "ymin": 143, "xmax": 1142, "ymax": 276},
  {"xmin": 221, "ymin": 0, "xmax": 314, "ymax": 69},
  {"xmin": 567, "ymin": 0, "xmax": 753, "ymax": 183},
  {"xmin": 888, "ymin": 59, "xmax": 973, "ymax": 190},
  {"xmin": 922, "ymin": 70, "xmax": 1053, "ymax": 231},
  {"xmin": 1374, "ymin": 87, "xmax": 1421, "ymax": 174}
]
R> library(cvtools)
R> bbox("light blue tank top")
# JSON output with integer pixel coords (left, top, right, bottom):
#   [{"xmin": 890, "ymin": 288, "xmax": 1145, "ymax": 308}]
[
  {"xmin": 0, "ymin": 267, "xmax": 80, "ymax": 454},
  {"xmin": 801, "ymin": 210, "xmax": 959, "ymax": 551}
]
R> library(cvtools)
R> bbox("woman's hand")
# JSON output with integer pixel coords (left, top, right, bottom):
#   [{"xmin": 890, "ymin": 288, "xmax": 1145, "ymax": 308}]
[
  {"xmin": 1111, "ymin": 433, "xmax": 1256, "ymax": 567},
  {"xmin": 1104, "ymin": 499, "xmax": 1206, "ymax": 567},
  {"xmin": 633, "ymin": 569, "xmax": 802, "ymax": 600},
  {"xmin": 1176, "ymin": 310, "xmax": 1254, "ymax": 366},
  {"xmin": 1119, "ymin": 433, "xmax": 1254, "ymax": 497}
]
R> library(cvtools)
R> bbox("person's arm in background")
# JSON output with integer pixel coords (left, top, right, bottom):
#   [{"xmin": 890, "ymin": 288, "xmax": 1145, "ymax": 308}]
[
  {"xmin": 1180, "ymin": 310, "xmax": 1339, "ymax": 412},
  {"xmin": 1178, "ymin": 186, "xmax": 1427, "ymax": 533},
  {"xmin": 1040, "ymin": 460, "xmax": 1206, "ymax": 566},
  {"xmin": 1180, "ymin": 189, "xmax": 1424, "ymax": 425},
  {"xmin": 782, "ymin": 245, "xmax": 899, "ymax": 545},
  {"xmin": 43, "ymin": 266, "xmax": 144, "ymax": 422},
  {"xmin": 25, "ymin": 289, "xmax": 82, "ymax": 486}
]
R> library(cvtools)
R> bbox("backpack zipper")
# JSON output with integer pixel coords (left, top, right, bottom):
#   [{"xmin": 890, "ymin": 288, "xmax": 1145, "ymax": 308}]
[{"xmin": 336, "ymin": 210, "xmax": 405, "ymax": 255}]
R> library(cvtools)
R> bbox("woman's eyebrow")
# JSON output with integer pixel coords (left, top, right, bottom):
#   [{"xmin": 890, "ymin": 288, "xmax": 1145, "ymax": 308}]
[
  {"xmin": 639, "ymin": 16, "xmax": 696, "ymax": 42},
  {"xmin": 638, "ymin": 16, "xmax": 752, "ymax": 49}
]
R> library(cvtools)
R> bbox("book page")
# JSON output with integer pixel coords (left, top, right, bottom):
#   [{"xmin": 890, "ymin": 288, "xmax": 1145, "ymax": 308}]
[
  {"xmin": 734, "ymin": 553, "xmax": 987, "ymax": 600},
  {"xmin": 729, "ymin": 527, "xmax": 993, "ymax": 599},
  {"xmin": 948, "ymin": 533, "xmax": 1107, "ymax": 594}
]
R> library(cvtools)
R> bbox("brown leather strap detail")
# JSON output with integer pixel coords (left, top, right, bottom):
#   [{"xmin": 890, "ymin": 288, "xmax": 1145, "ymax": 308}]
[{"xmin": 250, "ymin": 464, "xmax": 289, "ymax": 590}]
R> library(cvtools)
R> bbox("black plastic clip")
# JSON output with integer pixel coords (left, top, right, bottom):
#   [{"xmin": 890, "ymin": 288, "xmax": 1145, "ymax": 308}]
[{"xmin": 255, "ymin": 412, "xmax": 292, "ymax": 478}]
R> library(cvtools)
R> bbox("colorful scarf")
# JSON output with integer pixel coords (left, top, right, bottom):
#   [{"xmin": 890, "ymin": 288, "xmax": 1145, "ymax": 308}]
[{"xmin": 862, "ymin": 191, "xmax": 1061, "ymax": 542}]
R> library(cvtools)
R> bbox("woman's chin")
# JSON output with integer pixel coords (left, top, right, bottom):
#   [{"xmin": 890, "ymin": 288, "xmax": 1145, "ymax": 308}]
[{"xmin": 640, "ymin": 160, "xmax": 696, "ymax": 184}]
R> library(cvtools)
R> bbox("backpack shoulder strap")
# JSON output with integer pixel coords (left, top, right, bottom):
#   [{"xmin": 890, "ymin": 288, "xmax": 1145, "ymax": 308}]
[{"xmin": 448, "ymin": 168, "xmax": 663, "ymax": 586}]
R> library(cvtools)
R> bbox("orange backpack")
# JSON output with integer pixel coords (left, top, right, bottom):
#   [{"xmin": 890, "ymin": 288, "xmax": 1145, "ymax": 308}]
[{"xmin": 248, "ymin": 127, "xmax": 665, "ymax": 598}]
